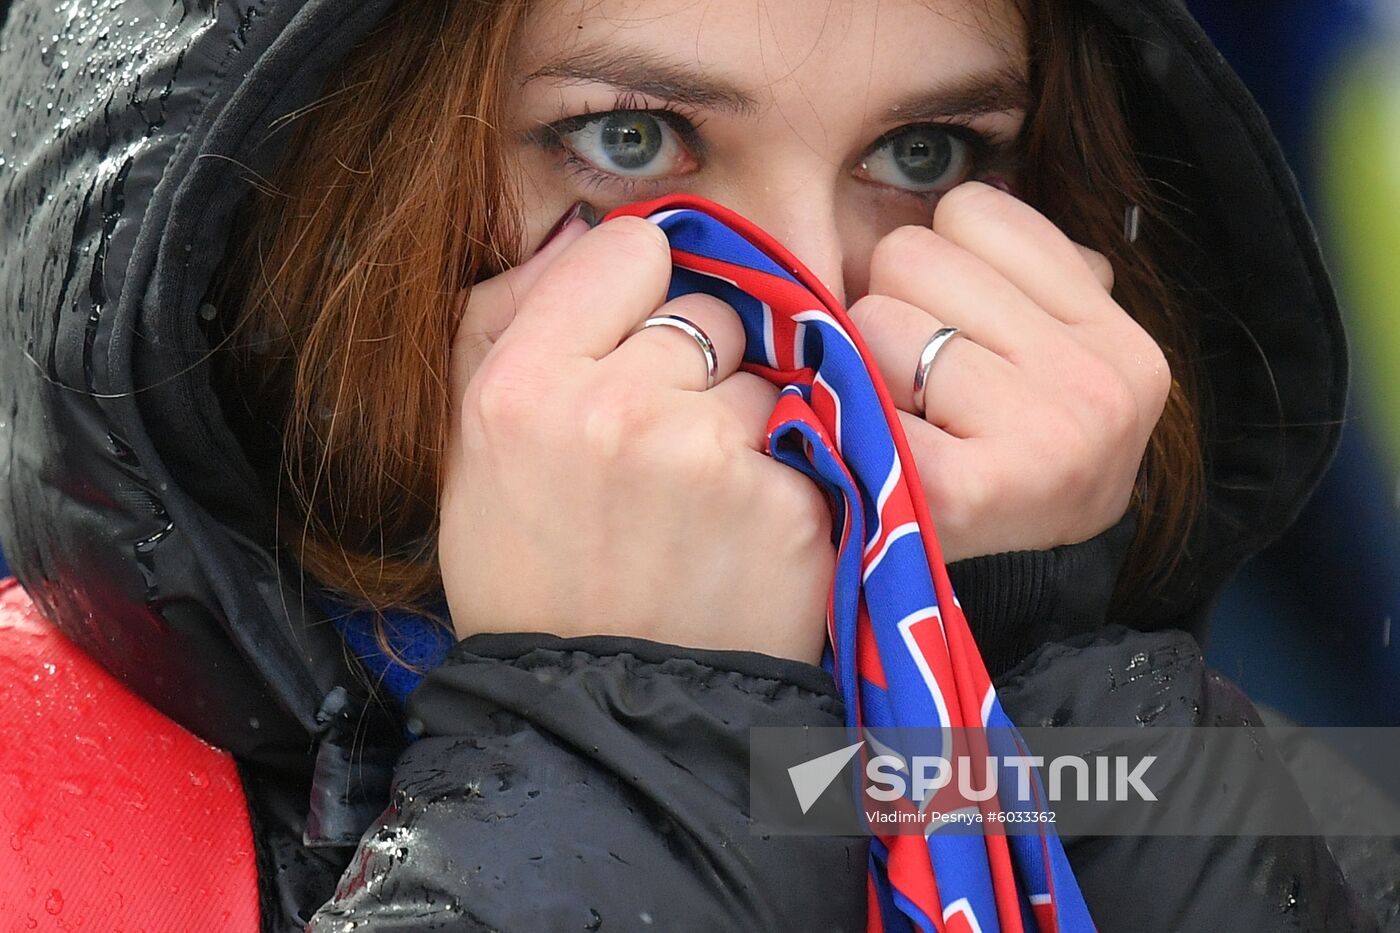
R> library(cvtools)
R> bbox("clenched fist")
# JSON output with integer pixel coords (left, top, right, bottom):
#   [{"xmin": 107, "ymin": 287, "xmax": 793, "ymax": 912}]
[
  {"xmin": 849, "ymin": 182, "xmax": 1170, "ymax": 562},
  {"xmin": 439, "ymin": 211, "xmax": 836, "ymax": 665}
]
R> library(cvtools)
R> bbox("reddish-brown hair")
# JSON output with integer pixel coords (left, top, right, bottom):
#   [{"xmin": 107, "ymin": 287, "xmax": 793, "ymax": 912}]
[{"xmin": 209, "ymin": 0, "xmax": 1202, "ymax": 649}]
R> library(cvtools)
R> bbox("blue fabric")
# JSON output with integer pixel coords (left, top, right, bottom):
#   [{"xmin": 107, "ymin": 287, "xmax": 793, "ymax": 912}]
[{"xmin": 319, "ymin": 593, "xmax": 454, "ymax": 707}]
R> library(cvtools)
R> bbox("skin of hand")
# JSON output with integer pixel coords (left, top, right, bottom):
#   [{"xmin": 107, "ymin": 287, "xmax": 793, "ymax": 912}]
[
  {"xmin": 440, "ymin": 214, "xmax": 836, "ymax": 665},
  {"xmin": 848, "ymin": 182, "xmax": 1171, "ymax": 562}
]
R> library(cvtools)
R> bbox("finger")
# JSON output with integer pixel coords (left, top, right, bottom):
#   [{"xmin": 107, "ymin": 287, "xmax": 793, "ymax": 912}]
[
  {"xmin": 502, "ymin": 215, "xmax": 675, "ymax": 360},
  {"xmin": 890, "ymin": 410, "xmax": 975, "ymax": 550},
  {"xmin": 867, "ymin": 225, "xmax": 1057, "ymax": 360},
  {"xmin": 932, "ymin": 181, "xmax": 1121, "ymax": 328},
  {"xmin": 1074, "ymin": 244, "xmax": 1115, "ymax": 293},
  {"xmin": 603, "ymin": 293, "xmax": 748, "ymax": 392},
  {"xmin": 703, "ymin": 370, "xmax": 783, "ymax": 453},
  {"xmin": 933, "ymin": 184, "xmax": 1169, "ymax": 408},
  {"xmin": 452, "ymin": 211, "xmax": 593, "ymax": 350},
  {"xmin": 847, "ymin": 294, "xmax": 1026, "ymax": 436}
]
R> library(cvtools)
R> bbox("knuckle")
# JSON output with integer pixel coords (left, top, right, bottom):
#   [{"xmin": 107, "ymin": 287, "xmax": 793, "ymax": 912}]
[
  {"xmin": 872, "ymin": 224, "xmax": 937, "ymax": 276},
  {"xmin": 1102, "ymin": 374, "xmax": 1141, "ymax": 434},
  {"xmin": 933, "ymin": 181, "xmax": 1006, "ymax": 235},
  {"xmin": 578, "ymin": 380, "xmax": 660, "ymax": 460},
  {"xmin": 1081, "ymin": 247, "xmax": 1115, "ymax": 290},
  {"xmin": 679, "ymin": 423, "xmax": 734, "ymax": 487},
  {"xmin": 1141, "ymin": 339, "xmax": 1173, "ymax": 411},
  {"xmin": 1074, "ymin": 357, "xmax": 1138, "ymax": 435},
  {"xmin": 469, "ymin": 355, "xmax": 543, "ymax": 441}
]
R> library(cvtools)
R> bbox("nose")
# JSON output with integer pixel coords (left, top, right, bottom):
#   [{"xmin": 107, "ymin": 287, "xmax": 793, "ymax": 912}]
[{"xmin": 735, "ymin": 192, "xmax": 849, "ymax": 307}]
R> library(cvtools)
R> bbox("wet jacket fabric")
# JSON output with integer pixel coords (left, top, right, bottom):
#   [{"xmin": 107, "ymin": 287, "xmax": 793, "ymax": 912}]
[{"xmin": 0, "ymin": 1, "xmax": 1384, "ymax": 931}]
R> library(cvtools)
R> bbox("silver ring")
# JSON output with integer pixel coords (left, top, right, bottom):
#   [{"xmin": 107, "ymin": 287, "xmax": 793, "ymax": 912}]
[
  {"xmin": 634, "ymin": 314, "xmax": 720, "ymax": 389},
  {"xmin": 912, "ymin": 326, "xmax": 962, "ymax": 417}
]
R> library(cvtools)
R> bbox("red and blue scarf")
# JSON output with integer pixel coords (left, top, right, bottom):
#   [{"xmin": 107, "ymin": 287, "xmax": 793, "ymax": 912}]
[{"xmin": 332, "ymin": 194, "xmax": 1095, "ymax": 933}]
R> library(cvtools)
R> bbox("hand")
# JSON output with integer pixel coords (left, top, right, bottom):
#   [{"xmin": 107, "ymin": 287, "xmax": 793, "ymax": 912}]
[
  {"xmin": 438, "ymin": 213, "xmax": 836, "ymax": 665},
  {"xmin": 848, "ymin": 181, "xmax": 1171, "ymax": 563}
]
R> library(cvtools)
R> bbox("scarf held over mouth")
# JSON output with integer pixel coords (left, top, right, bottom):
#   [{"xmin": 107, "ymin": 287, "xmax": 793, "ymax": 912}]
[{"xmin": 333, "ymin": 194, "xmax": 1096, "ymax": 933}]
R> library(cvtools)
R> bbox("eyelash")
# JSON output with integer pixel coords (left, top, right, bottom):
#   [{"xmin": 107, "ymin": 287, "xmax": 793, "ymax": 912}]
[
  {"xmin": 528, "ymin": 92, "xmax": 708, "ymax": 198},
  {"xmin": 528, "ymin": 92, "xmax": 1012, "ymax": 201}
]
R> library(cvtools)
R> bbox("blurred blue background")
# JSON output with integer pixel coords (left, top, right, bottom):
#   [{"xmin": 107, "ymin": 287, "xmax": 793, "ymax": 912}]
[{"xmin": 1190, "ymin": 0, "xmax": 1400, "ymax": 725}]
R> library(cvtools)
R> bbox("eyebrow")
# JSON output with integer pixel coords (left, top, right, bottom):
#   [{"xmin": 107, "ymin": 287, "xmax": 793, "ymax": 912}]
[
  {"xmin": 524, "ymin": 46, "xmax": 1028, "ymax": 123},
  {"xmin": 886, "ymin": 64, "xmax": 1029, "ymax": 121},
  {"xmin": 523, "ymin": 47, "xmax": 761, "ymax": 115}
]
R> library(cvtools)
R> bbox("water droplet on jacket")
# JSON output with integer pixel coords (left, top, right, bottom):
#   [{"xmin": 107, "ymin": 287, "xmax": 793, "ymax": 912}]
[
  {"xmin": 189, "ymin": 771, "xmax": 207, "ymax": 787},
  {"xmin": 1281, "ymin": 877, "xmax": 1300, "ymax": 913},
  {"xmin": 44, "ymin": 889, "xmax": 62, "ymax": 915},
  {"xmin": 1135, "ymin": 701, "xmax": 1168, "ymax": 725},
  {"xmin": 584, "ymin": 908, "xmax": 602, "ymax": 930}
]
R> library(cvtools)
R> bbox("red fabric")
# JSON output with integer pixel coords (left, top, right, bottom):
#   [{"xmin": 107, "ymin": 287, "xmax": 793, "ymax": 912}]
[{"xmin": 0, "ymin": 577, "xmax": 260, "ymax": 931}]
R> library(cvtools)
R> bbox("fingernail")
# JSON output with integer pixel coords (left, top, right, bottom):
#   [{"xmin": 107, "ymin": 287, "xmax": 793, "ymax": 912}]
[
  {"xmin": 533, "ymin": 201, "xmax": 599, "ymax": 256},
  {"xmin": 984, "ymin": 174, "xmax": 1017, "ymax": 196}
]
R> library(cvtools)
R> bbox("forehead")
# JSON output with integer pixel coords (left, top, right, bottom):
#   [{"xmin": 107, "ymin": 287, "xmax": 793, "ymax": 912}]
[{"xmin": 517, "ymin": 0, "xmax": 1026, "ymax": 102}]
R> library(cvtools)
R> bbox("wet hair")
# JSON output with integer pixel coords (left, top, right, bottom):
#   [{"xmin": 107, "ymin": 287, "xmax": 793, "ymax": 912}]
[{"xmin": 208, "ymin": 0, "xmax": 1202, "ymax": 659}]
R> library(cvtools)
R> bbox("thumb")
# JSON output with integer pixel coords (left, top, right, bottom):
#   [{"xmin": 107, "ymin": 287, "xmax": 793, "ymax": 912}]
[
  {"xmin": 448, "ymin": 203, "xmax": 597, "ymax": 401},
  {"xmin": 459, "ymin": 202, "xmax": 598, "ymax": 344}
]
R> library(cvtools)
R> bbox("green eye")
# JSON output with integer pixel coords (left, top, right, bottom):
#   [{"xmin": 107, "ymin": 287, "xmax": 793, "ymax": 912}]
[
  {"xmin": 858, "ymin": 125, "xmax": 975, "ymax": 193},
  {"xmin": 556, "ymin": 110, "xmax": 694, "ymax": 178},
  {"xmin": 597, "ymin": 113, "xmax": 665, "ymax": 169}
]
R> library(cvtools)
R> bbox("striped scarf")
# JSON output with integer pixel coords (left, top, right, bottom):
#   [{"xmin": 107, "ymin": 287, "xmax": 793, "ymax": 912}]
[{"xmin": 332, "ymin": 194, "xmax": 1095, "ymax": 933}]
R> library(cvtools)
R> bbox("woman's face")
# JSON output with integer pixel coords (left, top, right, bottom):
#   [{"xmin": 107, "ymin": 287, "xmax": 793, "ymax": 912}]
[{"xmin": 505, "ymin": 0, "xmax": 1028, "ymax": 306}]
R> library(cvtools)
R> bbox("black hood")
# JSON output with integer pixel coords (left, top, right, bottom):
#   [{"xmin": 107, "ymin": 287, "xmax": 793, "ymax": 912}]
[{"xmin": 0, "ymin": 0, "xmax": 1344, "ymax": 767}]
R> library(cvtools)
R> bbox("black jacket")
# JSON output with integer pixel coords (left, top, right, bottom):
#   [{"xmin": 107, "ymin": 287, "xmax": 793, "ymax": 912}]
[{"xmin": 0, "ymin": 1, "xmax": 1385, "ymax": 930}]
